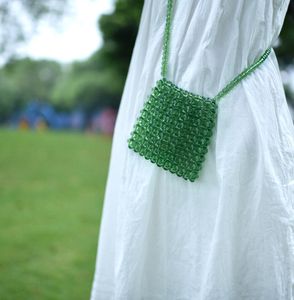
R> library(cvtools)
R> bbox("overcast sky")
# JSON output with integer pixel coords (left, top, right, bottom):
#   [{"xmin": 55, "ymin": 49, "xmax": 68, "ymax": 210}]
[{"xmin": 16, "ymin": 0, "xmax": 114, "ymax": 64}]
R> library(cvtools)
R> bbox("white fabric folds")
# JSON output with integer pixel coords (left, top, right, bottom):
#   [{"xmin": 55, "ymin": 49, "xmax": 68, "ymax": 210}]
[{"xmin": 90, "ymin": 0, "xmax": 294, "ymax": 299}]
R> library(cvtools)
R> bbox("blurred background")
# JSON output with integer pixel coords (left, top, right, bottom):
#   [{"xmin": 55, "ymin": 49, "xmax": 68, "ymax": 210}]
[{"xmin": 0, "ymin": 1, "xmax": 293, "ymax": 299}]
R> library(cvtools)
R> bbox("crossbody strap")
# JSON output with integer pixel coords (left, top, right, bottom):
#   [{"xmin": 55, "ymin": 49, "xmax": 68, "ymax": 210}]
[
  {"xmin": 161, "ymin": 0, "xmax": 174, "ymax": 78},
  {"xmin": 213, "ymin": 48, "xmax": 271, "ymax": 102},
  {"xmin": 161, "ymin": 0, "xmax": 272, "ymax": 103}
]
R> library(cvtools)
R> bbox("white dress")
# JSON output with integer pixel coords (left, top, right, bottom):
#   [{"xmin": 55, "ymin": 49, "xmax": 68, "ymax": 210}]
[{"xmin": 90, "ymin": 0, "xmax": 294, "ymax": 299}]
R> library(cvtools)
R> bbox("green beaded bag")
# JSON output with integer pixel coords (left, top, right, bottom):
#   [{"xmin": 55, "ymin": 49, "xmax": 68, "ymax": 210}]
[{"xmin": 127, "ymin": 0, "xmax": 271, "ymax": 182}]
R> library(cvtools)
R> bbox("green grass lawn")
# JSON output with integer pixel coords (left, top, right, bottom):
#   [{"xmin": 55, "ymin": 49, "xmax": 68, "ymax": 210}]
[{"xmin": 0, "ymin": 128, "xmax": 112, "ymax": 300}]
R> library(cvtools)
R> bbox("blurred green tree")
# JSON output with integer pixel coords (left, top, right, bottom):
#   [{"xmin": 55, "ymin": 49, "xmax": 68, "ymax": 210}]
[
  {"xmin": 0, "ymin": 58, "xmax": 62, "ymax": 121},
  {"xmin": 276, "ymin": 2, "xmax": 294, "ymax": 67},
  {"xmin": 97, "ymin": 0, "xmax": 144, "ymax": 78},
  {"xmin": 51, "ymin": 0, "xmax": 144, "ymax": 111},
  {"xmin": 0, "ymin": 0, "xmax": 69, "ymax": 59},
  {"xmin": 276, "ymin": 2, "xmax": 294, "ymax": 105},
  {"xmin": 51, "ymin": 67, "xmax": 123, "ymax": 112}
]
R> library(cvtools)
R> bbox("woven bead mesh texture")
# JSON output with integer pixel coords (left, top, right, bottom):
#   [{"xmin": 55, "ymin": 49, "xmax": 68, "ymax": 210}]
[{"xmin": 127, "ymin": 78, "xmax": 218, "ymax": 182}]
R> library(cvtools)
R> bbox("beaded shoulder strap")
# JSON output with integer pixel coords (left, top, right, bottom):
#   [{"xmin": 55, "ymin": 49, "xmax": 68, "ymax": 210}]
[{"xmin": 161, "ymin": 0, "xmax": 272, "ymax": 103}]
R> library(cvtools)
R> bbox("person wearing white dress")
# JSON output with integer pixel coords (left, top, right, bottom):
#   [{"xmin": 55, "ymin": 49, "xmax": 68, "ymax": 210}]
[{"xmin": 90, "ymin": 0, "xmax": 294, "ymax": 299}]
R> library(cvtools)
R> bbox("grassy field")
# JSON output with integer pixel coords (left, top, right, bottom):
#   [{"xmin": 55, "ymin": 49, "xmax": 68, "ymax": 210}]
[{"xmin": 0, "ymin": 128, "xmax": 112, "ymax": 300}]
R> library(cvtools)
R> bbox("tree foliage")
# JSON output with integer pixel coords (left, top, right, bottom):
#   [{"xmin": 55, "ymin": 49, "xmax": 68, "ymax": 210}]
[
  {"xmin": 0, "ymin": 58, "xmax": 62, "ymax": 121},
  {"xmin": 276, "ymin": 2, "xmax": 294, "ymax": 67},
  {"xmin": 0, "ymin": 0, "xmax": 68, "ymax": 59},
  {"xmin": 51, "ymin": 68, "xmax": 124, "ymax": 112},
  {"xmin": 51, "ymin": 0, "xmax": 144, "ymax": 111},
  {"xmin": 98, "ymin": 0, "xmax": 144, "ymax": 76}
]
